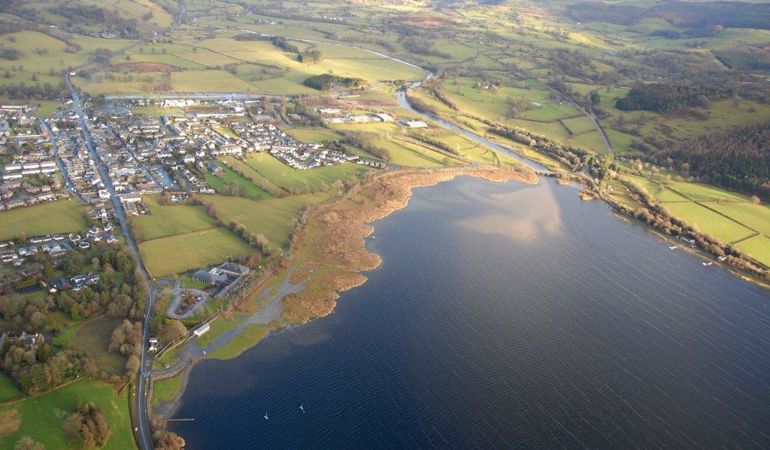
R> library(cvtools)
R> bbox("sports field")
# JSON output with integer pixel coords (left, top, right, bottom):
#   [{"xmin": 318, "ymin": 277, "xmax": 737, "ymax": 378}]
[
  {"xmin": 130, "ymin": 195, "xmax": 218, "ymax": 241},
  {"xmin": 139, "ymin": 227, "xmax": 254, "ymax": 277}
]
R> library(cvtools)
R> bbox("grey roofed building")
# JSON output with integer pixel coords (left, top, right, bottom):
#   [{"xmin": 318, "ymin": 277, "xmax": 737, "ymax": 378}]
[{"xmin": 193, "ymin": 269, "xmax": 228, "ymax": 285}]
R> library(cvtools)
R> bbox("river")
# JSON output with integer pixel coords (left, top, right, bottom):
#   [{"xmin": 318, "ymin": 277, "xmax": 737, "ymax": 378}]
[{"xmin": 170, "ymin": 177, "xmax": 770, "ymax": 448}]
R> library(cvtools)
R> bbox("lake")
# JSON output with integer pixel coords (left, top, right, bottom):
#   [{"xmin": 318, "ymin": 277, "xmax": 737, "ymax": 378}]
[{"xmin": 170, "ymin": 177, "xmax": 770, "ymax": 448}]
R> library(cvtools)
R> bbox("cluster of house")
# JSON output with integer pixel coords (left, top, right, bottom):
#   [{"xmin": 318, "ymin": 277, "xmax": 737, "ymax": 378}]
[
  {"xmin": 0, "ymin": 234, "xmax": 72, "ymax": 265},
  {"xmin": 0, "ymin": 105, "xmax": 68, "ymax": 209},
  {"xmin": 0, "ymin": 331, "xmax": 44, "ymax": 351},
  {"xmin": 0, "ymin": 223, "xmax": 119, "ymax": 267},
  {"xmin": 0, "ymin": 104, "xmax": 42, "ymax": 137},
  {"xmin": 50, "ymin": 113, "xmax": 105, "ymax": 203},
  {"xmin": 96, "ymin": 98, "xmax": 368, "ymax": 199},
  {"xmin": 47, "ymin": 272, "xmax": 100, "ymax": 293},
  {"xmin": 270, "ymin": 142, "xmax": 358, "ymax": 170},
  {"xmin": 89, "ymin": 118, "xmax": 162, "ymax": 212}
]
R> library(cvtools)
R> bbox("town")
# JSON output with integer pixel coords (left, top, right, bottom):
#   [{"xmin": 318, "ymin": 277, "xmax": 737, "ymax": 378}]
[{"xmin": 0, "ymin": 95, "xmax": 414, "ymax": 325}]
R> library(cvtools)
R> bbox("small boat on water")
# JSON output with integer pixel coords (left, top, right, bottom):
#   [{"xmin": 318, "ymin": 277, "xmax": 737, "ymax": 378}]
[
  {"xmin": 702, "ymin": 262, "xmax": 713, "ymax": 267},
  {"xmin": 263, "ymin": 412, "xmax": 269, "ymax": 421},
  {"xmin": 669, "ymin": 245, "xmax": 678, "ymax": 250},
  {"xmin": 299, "ymin": 404, "xmax": 305, "ymax": 413}
]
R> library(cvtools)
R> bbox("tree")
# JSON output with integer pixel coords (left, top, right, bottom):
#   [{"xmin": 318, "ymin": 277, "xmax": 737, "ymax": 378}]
[
  {"xmin": 42, "ymin": 258, "xmax": 54, "ymax": 280},
  {"xmin": 125, "ymin": 354, "xmax": 140, "ymax": 378},
  {"xmin": 109, "ymin": 320, "xmax": 142, "ymax": 356},
  {"xmin": 158, "ymin": 320, "xmax": 186, "ymax": 343},
  {"xmin": 63, "ymin": 402, "xmax": 110, "ymax": 449},
  {"xmin": 14, "ymin": 436, "xmax": 44, "ymax": 450}
]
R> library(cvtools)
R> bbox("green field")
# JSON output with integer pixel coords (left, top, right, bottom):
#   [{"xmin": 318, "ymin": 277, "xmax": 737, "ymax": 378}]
[
  {"xmin": 0, "ymin": 374, "xmax": 21, "ymax": 403},
  {"xmin": 666, "ymin": 182, "xmax": 750, "ymax": 203},
  {"xmin": 130, "ymin": 195, "xmax": 218, "ymax": 241},
  {"xmin": 151, "ymin": 374, "xmax": 183, "ymax": 408},
  {"xmin": 622, "ymin": 172, "xmax": 770, "ymax": 264},
  {"xmin": 706, "ymin": 203, "xmax": 770, "ymax": 237},
  {"xmin": 198, "ymin": 193, "xmax": 331, "ymax": 249},
  {"xmin": 219, "ymin": 156, "xmax": 284, "ymax": 196},
  {"xmin": 70, "ymin": 317, "xmax": 126, "ymax": 377},
  {"xmin": 207, "ymin": 324, "xmax": 269, "ymax": 361},
  {"xmin": 735, "ymin": 235, "xmax": 770, "ymax": 267},
  {"xmin": 139, "ymin": 227, "xmax": 254, "ymax": 277},
  {"xmin": 0, "ymin": 199, "xmax": 86, "ymax": 240},
  {"xmin": 205, "ymin": 165, "xmax": 273, "ymax": 200},
  {"xmin": 561, "ymin": 116, "xmax": 598, "ymax": 135},
  {"xmin": 0, "ymin": 380, "xmax": 133, "ymax": 450},
  {"xmin": 75, "ymin": 31, "xmax": 423, "ymax": 95},
  {"xmin": 663, "ymin": 202, "xmax": 755, "ymax": 244},
  {"xmin": 282, "ymin": 127, "xmax": 342, "ymax": 143},
  {"xmin": 52, "ymin": 323, "xmax": 82, "ymax": 348},
  {"xmin": 244, "ymin": 154, "xmax": 369, "ymax": 192}
]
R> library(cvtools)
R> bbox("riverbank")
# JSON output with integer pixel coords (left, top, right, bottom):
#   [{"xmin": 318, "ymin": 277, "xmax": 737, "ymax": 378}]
[{"xmin": 280, "ymin": 166, "xmax": 538, "ymax": 324}]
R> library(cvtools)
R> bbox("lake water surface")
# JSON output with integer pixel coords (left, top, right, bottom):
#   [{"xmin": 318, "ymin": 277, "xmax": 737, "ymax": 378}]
[{"xmin": 171, "ymin": 178, "xmax": 770, "ymax": 448}]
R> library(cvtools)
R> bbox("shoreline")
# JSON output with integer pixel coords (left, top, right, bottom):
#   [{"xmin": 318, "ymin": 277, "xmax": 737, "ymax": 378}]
[
  {"xmin": 155, "ymin": 164, "xmax": 768, "ymax": 427},
  {"xmin": 279, "ymin": 166, "xmax": 538, "ymax": 324},
  {"xmin": 152, "ymin": 166, "xmax": 537, "ymax": 419}
]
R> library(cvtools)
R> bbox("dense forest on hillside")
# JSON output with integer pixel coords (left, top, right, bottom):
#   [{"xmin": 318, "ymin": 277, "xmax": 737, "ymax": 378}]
[
  {"xmin": 655, "ymin": 123, "xmax": 770, "ymax": 200},
  {"xmin": 713, "ymin": 46, "xmax": 770, "ymax": 71},
  {"xmin": 616, "ymin": 83, "xmax": 732, "ymax": 112}
]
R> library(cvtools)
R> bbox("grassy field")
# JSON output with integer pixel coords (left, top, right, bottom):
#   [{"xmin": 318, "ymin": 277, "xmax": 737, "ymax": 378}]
[
  {"xmin": 205, "ymin": 165, "xmax": 273, "ymax": 200},
  {"xmin": 0, "ymin": 380, "xmax": 133, "ymax": 450},
  {"xmin": 282, "ymin": 127, "xmax": 342, "ymax": 143},
  {"xmin": 76, "ymin": 31, "xmax": 423, "ymax": 95},
  {"xmin": 735, "ymin": 235, "xmax": 770, "ymax": 267},
  {"xmin": 198, "ymin": 193, "xmax": 331, "ymax": 249},
  {"xmin": 139, "ymin": 227, "xmax": 254, "ymax": 277},
  {"xmin": 70, "ymin": 317, "xmax": 125, "ymax": 377},
  {"xmin": 151, "ymin": 374, "xmax": 183, "ymax": 408},
  {"xmin": 52, "ymin": 323, "xmax": 81, "ymax": 348},
  {"xmin": 623, "ymin": 173, "xmax": 770, "ymax": 264},
  {"xmin": 207, "ymin": 324, "xmax": 270, "ymax": 361},
  {"xmin": 0, "ymin": 199, "xmax": 86, "ymax": 240},
  {"xmin": 219, "ymin": 156, "xmax": 284, "ymax": 196},
  {"xmin": 706, "ymin": 203, "xmax": 770, "ymax": 237},
  {"xmin": 0, "ymin": 374, "xmax": 21, "ymax": 403},
  {"xmin": 130, "ymin": 195, "xmax": 218, "ymax": 241},
  {"xmin": 663, "ymin": 202, "xmax": 755, "ymax": 244},
  {"xmin": 244, "ymin": 153, "xmax": 369, "ymax": 192}
]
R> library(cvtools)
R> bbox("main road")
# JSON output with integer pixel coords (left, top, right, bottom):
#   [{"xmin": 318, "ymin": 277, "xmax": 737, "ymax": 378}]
[{"xmin": 65, "ymin": 74, "xmax": 155, "ymax": 450}]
